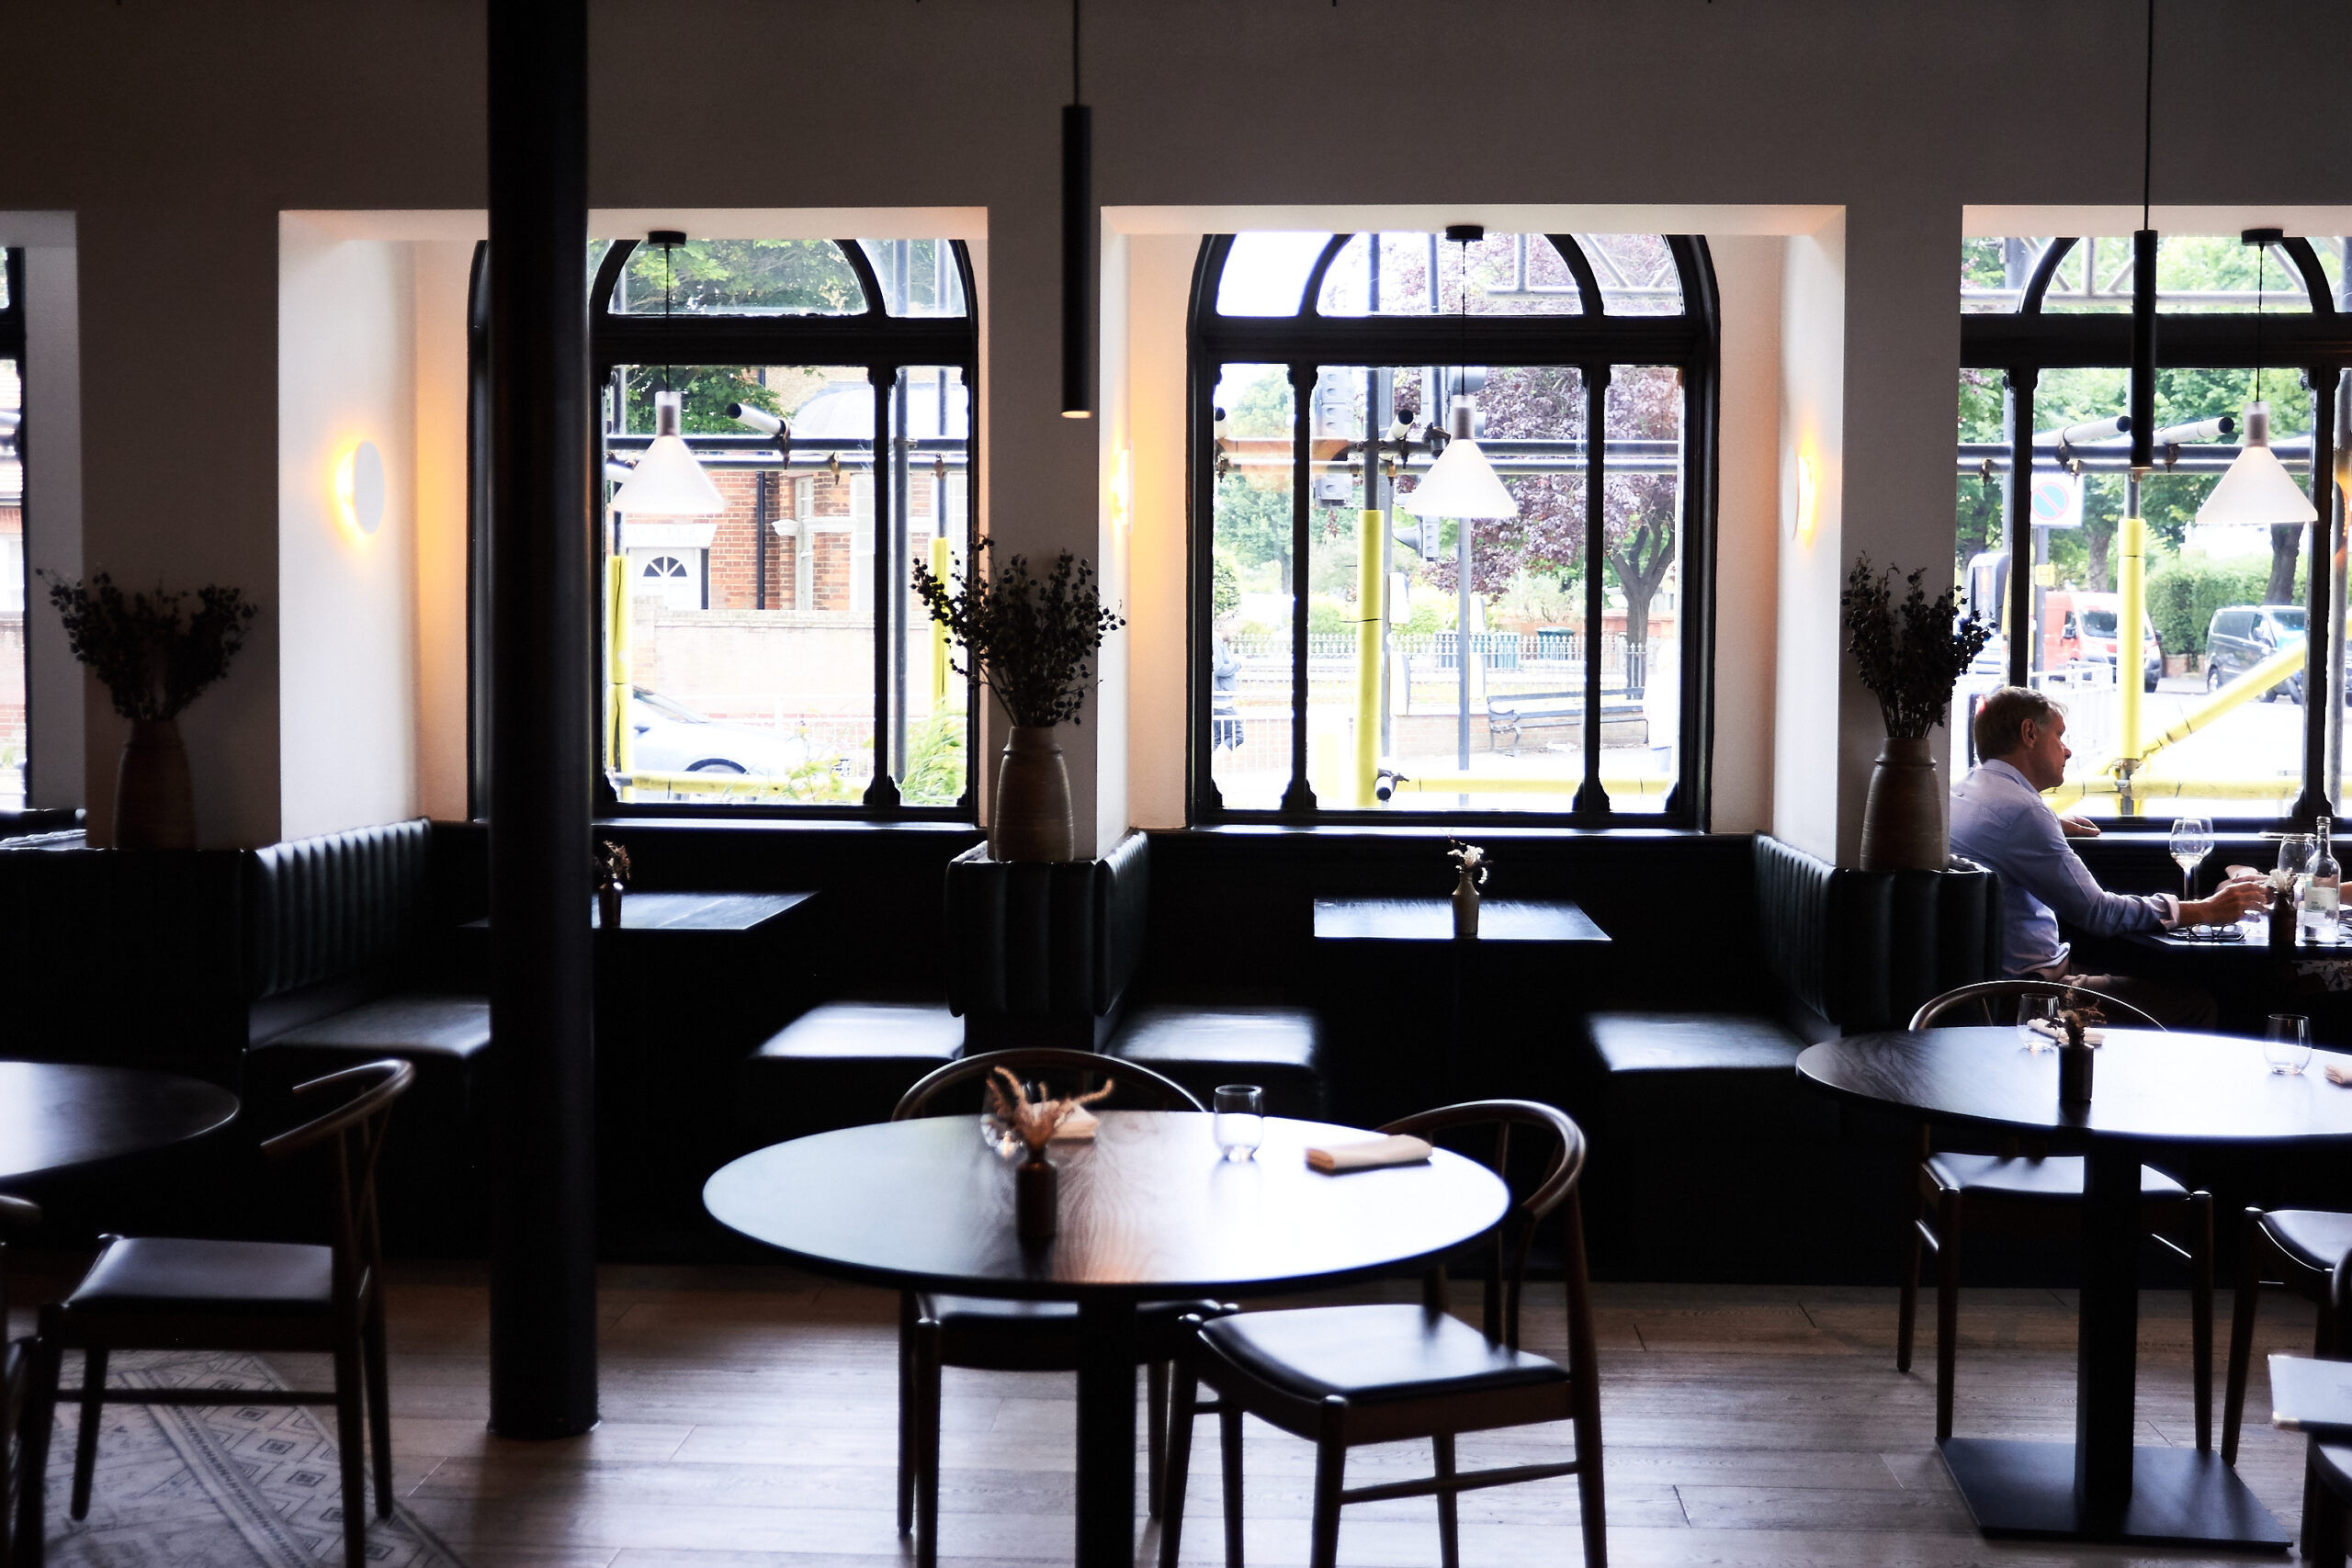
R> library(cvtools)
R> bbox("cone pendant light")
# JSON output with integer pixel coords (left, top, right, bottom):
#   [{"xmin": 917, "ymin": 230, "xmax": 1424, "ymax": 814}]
[
  {"xmin": 1401, "ymin": 396, "xmax": 1517, "ymax": 519},
  {"xmin": 612, "ymin": 389, "xmax": 725, "ymax": 515},
  {"xmin": 610, "ymin": 231, "xmax": 725, "ymax": 516},
  {"xmin": 2199, "ymin": 400, "xmax": 2316, "ymax": 526}
]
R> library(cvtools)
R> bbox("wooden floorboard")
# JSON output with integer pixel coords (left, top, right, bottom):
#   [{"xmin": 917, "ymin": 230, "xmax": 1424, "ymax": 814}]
[{"xmin": 9, "ymin": 1266, "xmax": 2334, "ymax": 1567}]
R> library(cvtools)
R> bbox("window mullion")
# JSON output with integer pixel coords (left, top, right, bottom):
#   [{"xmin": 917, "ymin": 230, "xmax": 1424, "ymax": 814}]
[
  {"xmin": 1281, "ymin": 363, "xmax": 1317, "ymax": 816},
  {"xmin": 863, "ymin": 366, "xmax": 901, "ymax": 810},
  {"xmin": 1574, "ymin": 367, "xmax": 1613, "ymax": 817},
  {"xmin": 2299, "ymin": 365, "xmax": 2338, "ymax": 821},
  {"xmin": 2003, "ymin": 368, "xmax": 2038, "ymax": 690}
]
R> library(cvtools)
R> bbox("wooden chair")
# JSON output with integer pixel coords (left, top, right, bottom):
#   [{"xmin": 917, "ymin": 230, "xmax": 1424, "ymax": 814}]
[
  {"xmin": 1159, "ymin": 1100, "xmax": 1605, "ymax": 1568},
  {"xmin": 1901, "ymin": 980, "xmax": 2212, "ymax": 1447},
  {"xmin": 20, "ymin": 1058, "xmax": 413, "ymax": 1568},
  {"xmin": 2225, "ymin": 1205, "xmax": 2352, "ymax": 1466},
  {"xmin": 889, "ymin": 1047, "xmax": 1225, "ymax": 1568},
  {"xmin": 2289, "ymin": 1254, "xmax": 2352, "ymax": 1568},
  {"xmin": 2, "ymin": 1193, "xmax": 40, "ymax": 1568}
]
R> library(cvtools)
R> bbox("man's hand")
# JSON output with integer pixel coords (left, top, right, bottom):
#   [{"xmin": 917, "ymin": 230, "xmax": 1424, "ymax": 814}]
[
  {"xmin": 2058, "ymin": 813, "xmax": 2102, "ymax": 838},
  {"xmin": 2181, "ymin": 874, "xmax": 2271, "ymax": 927}
]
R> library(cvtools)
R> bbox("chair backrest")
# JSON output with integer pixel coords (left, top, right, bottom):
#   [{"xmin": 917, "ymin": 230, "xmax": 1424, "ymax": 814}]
[
  {"xmin": 260, "ymin": 1058, "xmax": 413, "ymax": 1309},
  {"xmin": 0, "ymin": 1192, "xmax": 39, "ymax": 1337},
  {"xmin": 1380, "ymin": 1100, "xmax": 1589, "ymax": 1353},
  {"xmin": 1908, "ymin": 977, "xmax": 2165, "ymax": 1032},
  {"xmin": 892, "ymin": 1046, "xmax": 1201, "ymax": 1121}
]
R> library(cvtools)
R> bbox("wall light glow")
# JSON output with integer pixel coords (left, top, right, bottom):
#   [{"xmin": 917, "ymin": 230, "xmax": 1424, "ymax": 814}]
[
  {"xmin": 1109, "ymin": 448, "xmax": 1134, "ymax": 534},
  {"xmin": 335, "ymin": 441, "xmax": 386, "ymax": 540},
  {"xmin": 1793, "ymin": 450, "xmax": 1818, "ymax": 546}
]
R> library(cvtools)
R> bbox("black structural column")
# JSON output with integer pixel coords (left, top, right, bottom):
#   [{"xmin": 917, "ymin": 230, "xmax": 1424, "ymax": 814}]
[
  {"xmin": 485, "ymin": 0, "xmax": 598, "ymax": 1438},
  {"xmin": 2004, "ymin": 369, "xmax": 2037, "ymax": 689},
  {"xmin": 1280, "ymin": 363, "xmax": 1316, "ymax": 815},
  {"xmin": 1573, "ymin": 367, "xmax": 1612, "ymax": 817},
  {"xmin": 2299, "ymin": 366, "xmax": 2337, "ymax": 820}
]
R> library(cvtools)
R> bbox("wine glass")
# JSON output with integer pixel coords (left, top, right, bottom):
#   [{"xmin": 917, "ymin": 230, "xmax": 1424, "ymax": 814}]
[
  {"xmin": 2276, "ymin": 834, "xmax": 2319, "ymax": 939},
  {"xmin": 2017, "ymin": 995, "xmax": 2061, "ymax": 1050},
  {"xmin": 2267, "ymin": 1013, "xmax": 2314, "ymax": 1076},
  {"xmin": 2169, "ymin": 817, "xmax": 2212, "ymax": 922}
]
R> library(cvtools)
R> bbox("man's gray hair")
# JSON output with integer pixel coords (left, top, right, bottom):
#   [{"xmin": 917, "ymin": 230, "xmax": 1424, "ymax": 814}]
[{"xmin": 1974, "ymin": 685, "xmax": 2063, "ymax": 761}]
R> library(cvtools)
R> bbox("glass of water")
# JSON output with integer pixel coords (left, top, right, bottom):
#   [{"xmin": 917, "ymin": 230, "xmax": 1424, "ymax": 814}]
[
  {"xmin": 1213, "ymin": 1084, "xmax": 1265, "ymax": 1161},
  {"xmin": 2267, "ymin": 1013, "xmax": 2314, "ymax": 1077},
  {"xmin": 2017, "ymin": 995, "xmax": 2060, "ymax": 1050}
]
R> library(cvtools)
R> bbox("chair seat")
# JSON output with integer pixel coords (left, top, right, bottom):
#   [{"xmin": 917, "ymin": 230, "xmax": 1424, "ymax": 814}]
[
  {"xmin": 63, "ymin": 1236, "xmax": 334, "ymax": 1316},
  {"xmin": 1927, "ymin": 1152, "xmax": 2188, "ymax": 1201},
  {"xmin": 2260, "ymin": 1209, "xmax": 2352, "ymax": 1272},
  {"xmin": 1201, "ymin": 1303, "xmax": 1570, "ymax": 1404},
  {"xmin": 260, "ymin": 994, "xmax": 491, "ymax": 1062},
  {"xmin": 921, "ymin": 1293, "xmax": 1222, "ymax": 1361}
]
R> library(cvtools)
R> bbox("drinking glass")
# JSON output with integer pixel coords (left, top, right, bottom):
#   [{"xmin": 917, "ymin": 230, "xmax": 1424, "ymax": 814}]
[
  {"xmin": 1213, "ymin": 1084, "xmax": 1265, "ymax": 1161},
  {"xmin": 2169, "ymin": 817, "xmax": 2213, "ymax": 918},
  {"xmin": 2278, "ymin": 834, "xmax": 2318, "ymax": 904},
  {"xmin": 2017, "ymin": 995, "xmax": 2060, "ymax": 1049},
  {"xmin": 2267, "ymin": 1013, "xmax": 2314, "ymax": 1076}
]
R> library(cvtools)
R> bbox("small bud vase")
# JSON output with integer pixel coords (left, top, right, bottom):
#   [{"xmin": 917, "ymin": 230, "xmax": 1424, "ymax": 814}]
[
  {"xmin": 1016, "ymin": 1150, "xmax": 1057, "ymax": 1241},
  {"xmin": 1452, "ymin": 871, "xmax": 1481, "ymax": 939},
  {"xmin": 597, "ymin": 882, "xmax": 625, "ymax": 930}
]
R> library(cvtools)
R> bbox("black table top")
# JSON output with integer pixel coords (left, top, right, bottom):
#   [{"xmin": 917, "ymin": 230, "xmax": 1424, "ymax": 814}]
[
  {"xmin": 1798, "ymin": 1027, "xmax": 2352, "ymax": 1146},
  {"xmin": 0, "ymin": 1061, "xmax": 240, "ymax": 1184},
  {"xmin": 704, "ymin": 1111, "xmax": 1512, "ymax": 1301},
  {"xmin": 1311, "ymin": 897, "xmax": 1610, "ymax": 944},
  {"xmin": 465, "ymin": 890, "xmax": 815, "ymax": 933}
]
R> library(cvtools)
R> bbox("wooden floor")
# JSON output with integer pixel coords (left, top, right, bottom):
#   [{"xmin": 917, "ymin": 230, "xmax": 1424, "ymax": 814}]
[{"xmin": 10, "ymin": 1265, "xmax": 2335, "ymax": 1568}]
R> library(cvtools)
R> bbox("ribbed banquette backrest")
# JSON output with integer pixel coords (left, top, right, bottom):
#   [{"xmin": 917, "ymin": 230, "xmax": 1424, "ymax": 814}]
[{"xmin": 247, "ymin": 818, "xmax": 432, "ymax": 1000}]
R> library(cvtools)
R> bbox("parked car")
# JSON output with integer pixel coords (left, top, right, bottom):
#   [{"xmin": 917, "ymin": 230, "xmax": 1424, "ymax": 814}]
[
  {"xmin": 2206, "ymin": 604, "xmax": 2314, "ymax": 704},
  {"xmin": 625, "ymin": 687, "xmax": 808, "ymax": 775},
  {"xmin": 2042, "ymin": 591, "xmax": 2161, "ymax": 694}
]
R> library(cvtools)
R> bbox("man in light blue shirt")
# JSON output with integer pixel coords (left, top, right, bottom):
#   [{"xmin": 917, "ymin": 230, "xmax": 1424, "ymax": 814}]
[{"xmin": 1951, "ymin": 686, "xmax": 2265, "ymax": 1026}]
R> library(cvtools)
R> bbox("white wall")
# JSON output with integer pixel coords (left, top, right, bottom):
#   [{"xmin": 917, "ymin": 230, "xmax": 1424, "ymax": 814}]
[
  {"xmin": 1774, "ymin": 221, "xmax": 1848, "ymax": 863},
  {"xmin": 277, "ymin": 219, "xmax": 416, "ymax": 840},
  {"xmin": 413, "ymin": 240, "xmax": 472, "ymax": 823},
  {"xmin": 1708, "ymin": 235, "xmax": 1785, "ymax": 837},
  {"xmin": 1122, "ymin": 233, "xmax": 1197, "ymax": 831}
]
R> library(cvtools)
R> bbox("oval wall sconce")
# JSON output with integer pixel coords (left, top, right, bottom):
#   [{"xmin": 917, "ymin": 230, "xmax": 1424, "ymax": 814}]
[{"xmin": 336, "ymin": 441, "xmax": 386, "ymax": 537}]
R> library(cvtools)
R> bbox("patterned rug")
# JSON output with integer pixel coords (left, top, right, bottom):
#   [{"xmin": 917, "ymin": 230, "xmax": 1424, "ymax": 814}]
[{"xmin": 36, "ymin": 1348, "xmax": 465, "ymax": 1568}]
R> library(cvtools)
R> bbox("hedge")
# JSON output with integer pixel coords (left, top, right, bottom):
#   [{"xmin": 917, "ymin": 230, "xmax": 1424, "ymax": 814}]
[{"xmin": 2144, "ymin": 558, "xmax": 2277, "ymax": 658}]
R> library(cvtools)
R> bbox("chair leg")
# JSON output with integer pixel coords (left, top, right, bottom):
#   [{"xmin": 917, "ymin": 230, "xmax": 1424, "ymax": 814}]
[
  {"xmin": 1934, "ymin": 1190, "xmax": 1962, "ymax": 1442},
  {"xmin": 913, "ymin": 1325, "xmax": 943, "ymax": 1568},
  {"xmin": 1147, "ymin": 1359, "xmax": 1168, "ymax": 1518},
  {"xmin": 1431, "ymin": 1433, "xmax": 1459, "ymax": 1568},
  {"xmin": 2223, "ymin": 1208, "xmax": 2266, "ymax": 1465},
  {"xmin": 68, "ymin": 1348, "xmax": 105, "ymax": 1520},
  {"xmin": 896, "ymin": 1297, "xmax": 916, "ymax": 1537},
  {"xmin": 1158, "ymin": 1367, "xmax": 1197, "ymax": 1568},
  {"xmin": 332, "ymin": 1337, "xmax": 368, "ymax": 1568},
  {"xmin": 1306, "ymin": 1417, "xmax": 1345, "ymax": 1568},
  {"xmin": 1897, "ymin": 1180, "xmax": 1927, "ymax": 1374},
  {"xmin": 2312, "ymin": 1299, "xmax": 2343, "ymax": 1557},
  {"xmin": 363, "ymin": 1294, "xmax": 394, "ymax": 1517},
  {"xmin": 2186, "ymin": 1193, "xmax": 2214, "ymax": 1452},
  {"xmin": 1219, "ymin": 1404, "xmax": 1246, "ymax": 1568},
  {"xmin": 17, "ymin": 1336, "xmax": 61, "ymax": 1568}
]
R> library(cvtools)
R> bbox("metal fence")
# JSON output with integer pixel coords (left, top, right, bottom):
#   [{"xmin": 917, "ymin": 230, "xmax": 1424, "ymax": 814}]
[{"xmin": 1229, "ymin": 629, "xmax": 1632, "ymax": 671}]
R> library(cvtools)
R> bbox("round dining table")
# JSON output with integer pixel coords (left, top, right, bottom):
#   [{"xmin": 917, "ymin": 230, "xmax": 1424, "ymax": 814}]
[
  {"xmin": 0, "ymin": 1060, "xmax": 240, "ymax": 1185},
  {"xmin": 704, "ymin": 1110, "xmax": 1513, "ymax": 1568},
  {"xmin": 1798, "ymin": 1025, "xmax": 2352, "ymax": 1550}
]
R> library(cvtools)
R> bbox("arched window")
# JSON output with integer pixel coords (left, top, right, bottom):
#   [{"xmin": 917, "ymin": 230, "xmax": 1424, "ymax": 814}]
[
  {"xmin": 1954, "ymin": 231, "xmax": 2350, "ymax": 824},
  {"xmin": 1188, "ymin": 231, "xmax": 1718, "ymax": 823},
  {"xmin": 0, "ymin": 249, "xmax": 24, "ymax": 811},
  {"xmin": 587, "ymin": 236, "xmax": 977, "ymax": 814}
]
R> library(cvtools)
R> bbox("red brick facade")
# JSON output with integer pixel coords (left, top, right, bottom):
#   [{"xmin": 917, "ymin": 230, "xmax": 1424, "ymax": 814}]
[{"xmin": 670, "ymin": 466, "xmax": 953, "ymax": 614}]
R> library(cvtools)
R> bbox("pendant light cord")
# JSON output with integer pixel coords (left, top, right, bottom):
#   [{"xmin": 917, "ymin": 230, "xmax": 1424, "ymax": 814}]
[
  {"xmin": 2256, "ymin": 242, "xmax": 2266, "ymax": 407},
  {"xmin": 1070, "ymin": 0, "xmax": 1081, "ymax": 104},
  {"xmin": 2142, "ymin": 0, "xmax": 2154, "ymax": 231}
]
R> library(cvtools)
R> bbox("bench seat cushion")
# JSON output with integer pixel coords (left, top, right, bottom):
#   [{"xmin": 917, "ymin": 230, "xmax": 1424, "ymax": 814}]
[
  {"xmin": 1108, "ymin": 1003, "xmax": 1323, "ymax": 1117},
  {"xmin": 1586, "ymin": 1011, "xmax": 1806, "ymax": 1077},
  {"xmin": 741, "ymin": 1000, "xmax": 964, "ymax": 1135},
  {"xmin": 256, "ymin": 994, "xmax": 491, "ymax": 1063}
]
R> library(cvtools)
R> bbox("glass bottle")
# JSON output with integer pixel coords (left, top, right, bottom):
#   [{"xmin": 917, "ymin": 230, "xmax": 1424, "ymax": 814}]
[{"xmin": 2303, "ymin": 818, "xmax": 2342, "ymax": 944}]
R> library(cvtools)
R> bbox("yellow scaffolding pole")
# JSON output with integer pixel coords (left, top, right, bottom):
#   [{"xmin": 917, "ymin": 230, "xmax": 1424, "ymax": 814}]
[
  {"xmin": 1386, "ymin": 772, "xmax": 1673, "ymax": 796},
  {"xmin": 929, "ymin": 535, "xmax": 952, "ymax": 706},
  {"xmin": 1353, "ymin": 508, "xmax": 1384, "ymax": 810},
  {"xmin": 606, "ymin": 554, "xmax": 634, "ymax": 805},
  {"xmin": 2117, "ymin": 514, "xmax": 2145, "ymax": 770},
  {"xmin": 2042, "ymin": 640, "xmax": 2309, "ymax": 810}
]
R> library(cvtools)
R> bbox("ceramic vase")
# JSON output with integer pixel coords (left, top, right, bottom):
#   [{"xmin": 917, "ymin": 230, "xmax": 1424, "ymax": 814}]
[
  {"xmin": 990, "ymin": 725, "xmax": 1074, "ymax": 863},
  {"xmin": 1015, "ymin": 1150, "xmax": 1057, "ymax": 1241},
  {"xmin": 115, "ymin": 717, "xmax": 195, "ymax": 851},
  {"xmin": 1858, "ymin": 735, "xmax": 1945, "ymax": 872},
  {"xmin": 1452, "ymin": 872, "xmax": 1482, "ymax": 939}
]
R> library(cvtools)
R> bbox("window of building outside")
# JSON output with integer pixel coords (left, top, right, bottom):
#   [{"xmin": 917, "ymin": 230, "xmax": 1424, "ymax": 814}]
[
  {"xmin": 1954, "ymin": 232, "xmax": 2351, "ymax": 825},
  {"xmin": 1189, "ymin": 231, "xmax": 1717, "ymax": 823},
  {"xmin": 0, "ymin": 250, "xmax": 26, "ymax": 810},
  {"xmin": 580, "ymin": 237, "xmax": 977, "ymax": 815}
]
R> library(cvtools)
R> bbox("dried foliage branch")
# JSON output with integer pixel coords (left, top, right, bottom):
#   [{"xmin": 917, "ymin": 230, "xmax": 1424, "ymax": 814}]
[
  {"xmin": 41, "ymin": 570, "xmax": 258, "ymax": 723},
  {"xmin": 984, "ymin": 1066, "xmax": 1114, "ymax": 1156},
  {"xmin": 911, "ymin": 538, "xmax": 1125, "ymax": 728},
  {"xmin": 1840, "ymin": 556, "xmax": 1991, "ymax": 739}
]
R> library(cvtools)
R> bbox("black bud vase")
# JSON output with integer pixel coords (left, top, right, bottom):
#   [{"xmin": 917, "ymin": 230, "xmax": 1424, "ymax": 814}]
[
  {"xmin": 2060, "ymin": 1039, "xmax": 2095, "ymax": 1107},
  {"xmin": 1016, "ymin": 1151, "xmax": 1057, "ymax": 1242}
]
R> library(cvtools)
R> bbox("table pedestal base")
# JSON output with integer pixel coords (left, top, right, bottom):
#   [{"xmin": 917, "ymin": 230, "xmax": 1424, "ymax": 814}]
[{"xmin": 1939, "ymin": 1438, "xmax": 2290, "ymax": 1549}]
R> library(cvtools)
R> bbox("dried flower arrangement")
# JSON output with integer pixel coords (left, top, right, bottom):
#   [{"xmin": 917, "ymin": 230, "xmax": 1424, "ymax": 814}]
[
  {"xmin": 984, "ymin": 1066, "xmax": 1114, "ymax": 1157},
  {"xmin": 1840, "ymin": 556, "xmax": 1991, "ymax": 739},
  {"xmin": 1448, "ymin": 840, "xmax": 1488, "ymax": 887},
  {"xmin": 911, "ymin": 538, "xmax": 1125, "ymax": 728},
  {"xmin": 43, "ymin": 570, "xmax": 258, "ymax": 721},
  {"xmin": 594, "ymin": 840, "xmax": 632, "ymax": 892}
]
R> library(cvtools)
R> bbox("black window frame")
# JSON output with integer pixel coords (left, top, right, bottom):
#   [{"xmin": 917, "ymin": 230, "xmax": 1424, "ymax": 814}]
[
  {"xmin": 581, "ymin": 236, "xmax": 980, "ymax": 822},
  {"xmin": 1185, "ymin": 231, "xmax": 1720, "ymax": 829},
  {"xmin": 1966, "ymin": 233, "xmax": 2351, "ymax": 829}
]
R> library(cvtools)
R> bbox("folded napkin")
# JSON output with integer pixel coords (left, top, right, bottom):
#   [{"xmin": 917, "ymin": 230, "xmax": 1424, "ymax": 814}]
[
  {"xmin": 2026, "ymin": 1018, "xmax": 2106, "ymax": 1046},
  {"xmin": 1306, "ymin": 1134, "xmax": 1433, "ymax": 1173},
  {"xmin": 1049, "ymin": 1106, "xmax": 1100, "ymax": 1142},
  {"xmin": 2324, "ymin": 1062, "xmax": 2352, "ymax": 1087}
]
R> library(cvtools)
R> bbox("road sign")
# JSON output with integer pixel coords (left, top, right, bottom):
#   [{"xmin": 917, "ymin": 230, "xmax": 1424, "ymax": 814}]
[{"xmin": 2030, "ymin": 470, "xmax": 2083, "ymax": 529}]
